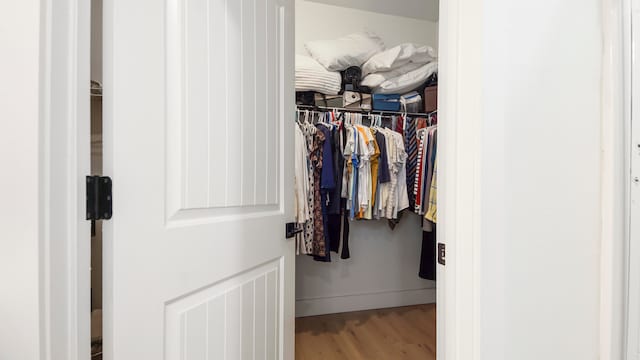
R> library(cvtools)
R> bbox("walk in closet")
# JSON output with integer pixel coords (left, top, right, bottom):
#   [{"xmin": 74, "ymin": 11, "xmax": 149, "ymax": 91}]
[{"xmin": 293, "ymin": 1, "xmax": 440, "ymax": 359}]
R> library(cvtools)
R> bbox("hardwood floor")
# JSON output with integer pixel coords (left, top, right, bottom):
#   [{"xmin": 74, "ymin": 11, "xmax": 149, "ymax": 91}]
[{"xmin": 295, "ymin": 304, "xmax": 436, "ymax": 360}]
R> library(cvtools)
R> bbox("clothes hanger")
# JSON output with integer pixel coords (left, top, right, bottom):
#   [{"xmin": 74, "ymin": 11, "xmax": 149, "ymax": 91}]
[
  {"xmin": 296, "ymin": 108, "xmax": 306, "ymax": 127},
  {"xmin": 304, "ymin": 110, "xmax": 313, "ymax": 132},
  {"xmin": 318, "ymin": 112, "xmax": 332, "ymax": 128}
]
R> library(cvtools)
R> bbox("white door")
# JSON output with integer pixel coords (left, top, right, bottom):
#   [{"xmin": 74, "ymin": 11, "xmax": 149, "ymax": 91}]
[
  {"xmin": 629, "ymin": 1, "xmax": 640, "ymax": 358},
  {"xmin": 102, "ymin": 0, "xmax": 295, "ymax": 358}
]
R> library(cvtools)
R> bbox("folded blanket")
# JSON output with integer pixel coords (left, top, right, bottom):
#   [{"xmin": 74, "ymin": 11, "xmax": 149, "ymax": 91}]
[
  {"xmin": 361, "ymin": 62, "xmax": 426, "ymax": 89},
  {"xmin": 369, "ymin": 61, "xmax": 439, "ymax": 94},
  {"xmin": 362, "ymin": 43, "xmax": 437, "ymax": 76},
  {"xmin": 295, "ymin": 55, "xmax": 342, "ymax": 95}
]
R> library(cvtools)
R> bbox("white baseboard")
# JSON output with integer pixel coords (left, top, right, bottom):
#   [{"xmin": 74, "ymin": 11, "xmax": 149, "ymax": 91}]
[{"xmin": 295, "ymin": 287, "xmax": 436, "ymax": 317}]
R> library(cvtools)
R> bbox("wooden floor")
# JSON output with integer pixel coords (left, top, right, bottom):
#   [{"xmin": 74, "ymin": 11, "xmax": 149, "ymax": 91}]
[{"xmin": 295, "ymin": 304, "xmax": 436, "ymax": 360}]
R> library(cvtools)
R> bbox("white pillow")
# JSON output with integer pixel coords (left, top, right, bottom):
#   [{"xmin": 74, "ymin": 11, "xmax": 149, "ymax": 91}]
[
  {"xmin": 305, "ymin": 32, "xmax": 385, "ymax": 71},
  {"xmin": 362, "ymin": 43, "xmax": 437, "ymax": 76},
  {"xmin": 373, "ymin": 61, "xmax": 438, "ymax": 94},
  {"xmin": 295, "ymin": 55, "xmax": 342, "ymax": 95},
  {"xmin": 361, "ymin": 62, "xmax": 426, "ymax": 89}
]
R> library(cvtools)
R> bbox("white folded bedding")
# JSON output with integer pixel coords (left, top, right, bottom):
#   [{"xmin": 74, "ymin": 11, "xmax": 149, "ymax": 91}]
[
  {"xmin": 361, "ymin": 62, "xmax": 426, "ymax": 89},
  {"xmin": 305, "ymin": 32, "xmax": 385, "ymax": 71},
  {"xmin": 295, "ymin": 55, "xmax": 342, "ymax": 95},
  {"xmin": 369, "ymin": 61, "xmax": 438, "ymax": 94},
  {"xmin": 362, "ymin": 43, "xmax": 437, "ymax": 76}
]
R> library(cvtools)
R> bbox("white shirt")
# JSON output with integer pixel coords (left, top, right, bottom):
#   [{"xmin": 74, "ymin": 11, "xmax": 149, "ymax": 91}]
[
  {"xmin": 355, "ymin": 125, "xmax": 374, "ymax": 218},
  {"xmin": 394, "ymin": 131, "xmax": 410, "ymax": 214},
  {"xmin": 294, "ymin": 125, "xmax": 310, "ymax": 223}
]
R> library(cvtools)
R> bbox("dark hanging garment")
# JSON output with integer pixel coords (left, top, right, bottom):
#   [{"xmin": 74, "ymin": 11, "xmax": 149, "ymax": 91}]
[
  {"xmin": 341, "ymin": 202, "xmax": 351, "ymax": 259},
  {"xmin": 309, "ymin": 130, "xmax": 327, "ymax": 258},
  {"xmin": 327, "ymin": 126, "xmax": 344, "ymax": 215},
  {"xmin": 327, "ymin": 214, "xmax": 342, "ymax": 254},
  {"xmin": 419, "ymin": 226, "xmax": 437, "ymax": 280},
  {"xmin": 315, "ymin": 125, "xmax": 335, "ymax": 262},
  {"xmin": 327, "ymin": 124, "xmax": 347, "ymax": 255}
]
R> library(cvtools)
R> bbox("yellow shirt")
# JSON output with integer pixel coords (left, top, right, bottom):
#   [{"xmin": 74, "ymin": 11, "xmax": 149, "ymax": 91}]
[
  {"xmin": 369, "ymin": 128, "xmax": 380, "ymax": 209},
  {"xmin": 425, "ymin": 158, "xmax": 438, "ymax": 223}
]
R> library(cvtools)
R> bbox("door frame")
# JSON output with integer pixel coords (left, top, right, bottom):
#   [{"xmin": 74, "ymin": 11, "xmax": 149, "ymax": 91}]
[
  {"xmin": 436, "ymin": 0, "xmax": 483, "ymax": 358},
  {"xmin": 624, "ymin": 0, "xmax": 637, "ymax": 357},
  {"xmin": 601, "ymin": 0, "xmax": 631, "ymax": 358},
  {"xmin": 39, "ymin": 1, "xmax": 628, "ymax": 360},
  {"xmin": 38, "ymin": 0, "xmax": 92, "ymax": 359}
]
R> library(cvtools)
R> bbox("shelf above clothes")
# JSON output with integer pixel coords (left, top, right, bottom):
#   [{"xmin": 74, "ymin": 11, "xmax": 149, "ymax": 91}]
[{"xmin": 296, "ymin": 104, "xmax": 437, "ymax": 118}]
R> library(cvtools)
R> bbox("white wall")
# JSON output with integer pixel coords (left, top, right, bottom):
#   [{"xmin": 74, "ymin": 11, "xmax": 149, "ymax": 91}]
[
  {"xmin": 303, "ymin": 0, "xmax": 439, "ymax": 22},
  {"xmin": 296, "ymin": 216, "xmax": 435, "ymax": 316},
  {"xmin": 0, "ymin": 1, "xmax": 43, "ymax": 359},
  {"xmin": 296, "ymin": 0, "xmax": 438, "ymax": 55},
  {"xmin": 480, "ymin": 1, "xmax": 602, "ymax": 358},
  {"xmin": 295, "ymin": 0, "xmax": 437, "ymax": 316}
]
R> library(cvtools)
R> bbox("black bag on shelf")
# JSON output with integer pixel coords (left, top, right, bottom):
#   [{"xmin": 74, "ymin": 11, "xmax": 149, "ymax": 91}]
[
  {"xmin": 341, "ymin": 66, "xmax": 363, "ymax": 93},
  {"xmin": 296, "ymin": 91, "xmax": 315, "ymax": 106}
]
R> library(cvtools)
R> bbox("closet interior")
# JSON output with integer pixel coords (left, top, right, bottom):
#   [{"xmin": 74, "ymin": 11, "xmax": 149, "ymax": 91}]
[{"xmin": 293, "ymin": 1, "xmax": 440, "ymax": 359}]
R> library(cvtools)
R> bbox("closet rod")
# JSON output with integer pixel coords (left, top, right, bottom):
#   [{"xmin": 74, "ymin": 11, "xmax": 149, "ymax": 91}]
[{"xmin": 296, "ymin": 104, "xmax": 436, "ymax": 117}]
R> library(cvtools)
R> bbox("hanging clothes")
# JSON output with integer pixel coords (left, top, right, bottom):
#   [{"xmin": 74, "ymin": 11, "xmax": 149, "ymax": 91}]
[
  {"xmin": 294, "ymin": 108, "xmax": 436, "ymax": 262},
  {"xmin": 294, "ymin": 124, "xmax": 311, "ymax": 255},
  {"xmin": 425, "ymin": 157, "xmax": 438, "ymax": 223},
  {"xmin": 355, "ymin": 125, "xmax": 374, "ymax": 219},
  {"xmin": 315, "ymin": 124, "xmax": 335, "ymax": 262},
  {"xmin": 419, "ymin": 226, "xmax": 437, "ymax": 280},
  {"xmin": 414, "ymin": 128, "xmax": 427, "ymax": 213},
  {"xmin": 326, "ymin": 119, "xmax": 345, "ymax": 255},
  {"xmin": 421, "ymin": 126, "xmax": 437, "ymax": 231},
  {"xmin": 405, "ymin": 117, "xmax": 418, "ymax": 210},
  {"xmin": 310, "ymin": 129, "xmax": 326, "ymax": 257},
  {"xmin": 295, "ymin": 118, "xmax": 315, "ymax": 255}
]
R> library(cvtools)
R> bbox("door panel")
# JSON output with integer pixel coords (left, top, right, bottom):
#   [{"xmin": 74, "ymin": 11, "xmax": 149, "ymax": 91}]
[
  {"xmin": 165, "ymin": 260, "xmax": 280, "ymax": 360},
  {"xmin": 166, "ymin": 0, "xmax": 282, "ymax": 222},
  {"xmin": 103, "ymin": 0, "xmax": 294, "ymax": 358}
]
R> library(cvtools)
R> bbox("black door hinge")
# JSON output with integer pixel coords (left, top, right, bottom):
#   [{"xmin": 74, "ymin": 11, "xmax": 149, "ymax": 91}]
[
  {"xmin": 437, "ymin": 243, "xmax": 446, "ymax": 266},
  {"xmin": 86, "ymin": 176, "xmax": 112, "ymax": 221},
  {"xmin": 285, "ymin": 222, "xmax": 302, "ymax": 239}
]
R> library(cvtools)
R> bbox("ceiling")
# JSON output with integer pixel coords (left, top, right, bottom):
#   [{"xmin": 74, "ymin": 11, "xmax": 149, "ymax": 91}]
[{"xmin": 303, "ymin": 0, "xmax": 439, "ymax": 22}]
